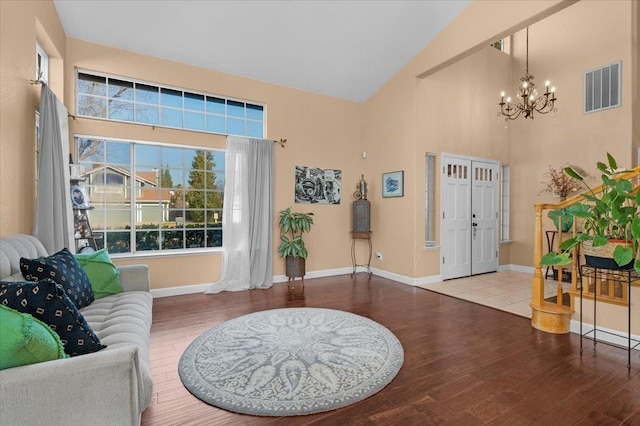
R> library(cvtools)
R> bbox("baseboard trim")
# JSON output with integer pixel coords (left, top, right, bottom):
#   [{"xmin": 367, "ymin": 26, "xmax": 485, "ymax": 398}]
[
  {"xmin": 151, "ymin": 264, "xmax": 534, "ymax": 298},
  {"xmin": 570, "ymin": 320, "xmax": 640, "ymax": 347}
]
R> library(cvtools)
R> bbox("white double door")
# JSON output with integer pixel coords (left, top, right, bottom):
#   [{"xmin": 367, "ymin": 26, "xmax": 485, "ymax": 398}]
[{"xmin": 441, "ymin": 155, "xmax": 499, "ymax": 280}]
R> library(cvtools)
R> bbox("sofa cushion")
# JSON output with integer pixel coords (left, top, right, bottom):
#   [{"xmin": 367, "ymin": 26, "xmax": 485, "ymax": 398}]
[
  {"xmin": 81, "ymin": 290, "xmax": 154, "ymax": 408},
  {"xmin": 74, "ymin": 249, "xmax": 124, "ymax": 300},
  {"xmin": 0, "ymin": 304, "xmax": 68, "ymax": 369},
  {"xmin": 20, "ymin": 248, "xmax": 94, "ymax": 309},
  {"xmin": 0, "ymin": 279, "xmax": 105, "ymax": 356}
]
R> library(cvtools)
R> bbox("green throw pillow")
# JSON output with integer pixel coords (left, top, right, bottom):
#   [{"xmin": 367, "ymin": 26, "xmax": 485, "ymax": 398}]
[
  {"xmin": 74, "ymin": 249, "xmax": 123, "ymax": 299},
  {"xmin": 0, "ymin": 305, "xmax": 68, "ymax": 370}
]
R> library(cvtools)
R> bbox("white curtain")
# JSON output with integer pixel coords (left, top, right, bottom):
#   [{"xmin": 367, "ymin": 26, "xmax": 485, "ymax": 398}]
[
  {"xmin": 33, "ymin": 84, "xmax": 74, "ymax": 254},
  {"xmin": 205, "ymin": 136, "xmax": 274, "ymax": 293}
]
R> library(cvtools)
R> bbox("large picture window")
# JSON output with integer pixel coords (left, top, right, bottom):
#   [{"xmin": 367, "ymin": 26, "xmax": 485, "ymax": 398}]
[
  {"xmin": 75, "ymin": 136, "xmax": 224, "ymax": 254},
  {"xmin": 76, "ymin": 70, "xmax": 264, "ymax": 138}
]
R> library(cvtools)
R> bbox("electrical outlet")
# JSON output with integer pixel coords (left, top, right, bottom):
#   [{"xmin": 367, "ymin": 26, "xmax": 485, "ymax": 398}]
[{"xmin": 376, "ymin": 252, "xmax": 383, "ymax": 260}]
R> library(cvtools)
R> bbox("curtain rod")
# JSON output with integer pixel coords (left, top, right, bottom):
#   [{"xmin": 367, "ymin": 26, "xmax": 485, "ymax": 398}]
[
  {"xmin": 273, "ymin": 138, "xmax": 287, "ymax": 148},
  {"xmin": 31, "ymin": 79, "xmax": 76, "ymax": 120}
]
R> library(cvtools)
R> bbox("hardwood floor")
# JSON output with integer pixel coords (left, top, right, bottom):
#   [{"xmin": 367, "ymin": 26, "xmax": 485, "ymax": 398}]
[{"xmin": 141, "ymin": 273, "xmax": 640, "ymax": 425}]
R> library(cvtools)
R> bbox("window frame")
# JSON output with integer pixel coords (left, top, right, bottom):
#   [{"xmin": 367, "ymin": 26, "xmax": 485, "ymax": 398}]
[
  {"xmin": 36, "ymin": 42, "xmax": 49, "ymax": 83},
  {"xmin": 74, "ymin": 135, "xmax": 225, "ymax": 258},
  {"xmin": 75, "ymin": 69, "xmax": 265, "ymax": 138},
  {"xmin": 500, "ymin": 164, "xmax": 511, "ymax": 242},
  {"xmin": 425, "ymin": 152, "xmax": 437, "ymax": 248}
]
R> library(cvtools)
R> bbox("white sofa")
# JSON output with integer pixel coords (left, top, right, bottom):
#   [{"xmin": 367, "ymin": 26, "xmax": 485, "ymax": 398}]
[{"xmin": 0, "ymin": 235, "xmax": 153, "ymax": 426}]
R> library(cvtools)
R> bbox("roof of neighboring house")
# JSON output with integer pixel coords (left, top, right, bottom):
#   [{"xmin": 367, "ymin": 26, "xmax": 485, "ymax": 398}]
[{"xmin": 81, "ymin": 165, "xmax": 173, "ymax": 203}]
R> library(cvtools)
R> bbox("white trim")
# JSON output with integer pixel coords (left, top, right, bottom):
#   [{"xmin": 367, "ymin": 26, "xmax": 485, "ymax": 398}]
[
  {"xmin": 151, "ymin": 264, "xmax": 532, "ymax": 298},
  {"xmin": 570, "ymin": 320, "xmax": 640, "ymax": 348}
]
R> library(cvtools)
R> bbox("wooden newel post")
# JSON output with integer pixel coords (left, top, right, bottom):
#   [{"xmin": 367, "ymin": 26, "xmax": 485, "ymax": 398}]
[{"xmin": 531, "ymin": 203, "xmax": 545, "ymax": 306}]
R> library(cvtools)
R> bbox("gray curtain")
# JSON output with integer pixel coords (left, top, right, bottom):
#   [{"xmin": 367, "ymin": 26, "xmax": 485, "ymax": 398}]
[
  {"xmin": 33, "ymin": 84, "xmax": 74, "ymax": 253},
  {"xmin": 205, "ymin": 136, "xmax": 274, "ymax": 293}
]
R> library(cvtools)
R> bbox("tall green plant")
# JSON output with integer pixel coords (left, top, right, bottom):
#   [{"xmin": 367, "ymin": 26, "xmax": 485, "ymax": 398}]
[
  {"xmin": 541, "ymin": 153, "xmax": 640, "ymax": 273},
  {"xmin": 278, "ymin": 208, "xmax": 314, "ymax": 259}
]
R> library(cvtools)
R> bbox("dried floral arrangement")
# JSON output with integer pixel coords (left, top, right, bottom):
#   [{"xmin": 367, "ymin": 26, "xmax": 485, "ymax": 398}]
[{"xmin": 539, "ymin": 164, "xmax": 588, "ymax": 199}]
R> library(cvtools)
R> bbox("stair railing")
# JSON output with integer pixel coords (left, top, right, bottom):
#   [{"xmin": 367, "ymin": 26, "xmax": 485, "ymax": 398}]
[{"xmin": 531, "ymin": 166, "xmax": 640, "ymax": 332}]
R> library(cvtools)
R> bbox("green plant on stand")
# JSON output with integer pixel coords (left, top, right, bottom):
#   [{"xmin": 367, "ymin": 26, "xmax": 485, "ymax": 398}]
[
  {"xmin": 278, "ymin": 208, "xmax": 314, "ymax": 259},
  {"xmin": 541, "ymin": 153, "xmax": 640, "ymax": 274},
  {"xmin": 548, "ymin": 208, "xmax": 573, "ymax": 233}
]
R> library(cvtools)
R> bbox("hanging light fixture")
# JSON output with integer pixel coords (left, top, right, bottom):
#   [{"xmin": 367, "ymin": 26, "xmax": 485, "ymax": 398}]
[{"xmin": 498, "ymin": 27, "xmax": 557, "ymax": 120}]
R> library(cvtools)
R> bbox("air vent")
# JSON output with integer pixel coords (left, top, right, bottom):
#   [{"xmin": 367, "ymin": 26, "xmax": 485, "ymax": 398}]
[{"xmin": 584, "ymin": 61, "xmax": 621, "ymax": 113}]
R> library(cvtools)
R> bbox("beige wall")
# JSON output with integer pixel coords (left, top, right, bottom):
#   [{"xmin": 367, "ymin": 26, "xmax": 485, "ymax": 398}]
[
  {"xmin": 64, "ymin": 38, "xmax": 363, "ymax": 289},
  {"xmin": 362, "ymin": 0, "xmax": 636, "ymax": 281},
  {"xmin": 1, "ymin": 0, "xmax": 637, "ymax": 298},
  {"xmin": 0, "ymin": 0, "xmax": 66, "ymax": 237}
]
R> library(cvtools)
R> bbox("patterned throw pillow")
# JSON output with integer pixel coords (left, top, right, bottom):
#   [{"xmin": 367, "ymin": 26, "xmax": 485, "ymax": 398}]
[
  {"xmin": 0, "ymin": 280, "xmax": 105, "ymax": 356},
  {"xmin": 20, "ymin": 248, "xmax": 94, "ymax": 309}
]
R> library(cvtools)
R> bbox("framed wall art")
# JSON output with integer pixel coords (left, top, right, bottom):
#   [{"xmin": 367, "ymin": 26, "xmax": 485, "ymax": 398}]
[
  {"xmin": 382, "ymin": 171, "xmax": 404, "ymax": 198},
  {"xmin": 294, "ymin": 166, "xmax": 342, "ymax": 204}
]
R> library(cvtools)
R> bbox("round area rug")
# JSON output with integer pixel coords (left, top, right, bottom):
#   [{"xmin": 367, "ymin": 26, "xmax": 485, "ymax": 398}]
[{"xmin": 178, "ymin": 308, "xmax": 404, "ymax": 416}]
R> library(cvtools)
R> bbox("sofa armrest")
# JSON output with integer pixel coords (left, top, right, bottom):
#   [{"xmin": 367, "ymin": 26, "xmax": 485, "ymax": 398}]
[
  {"xmin": 0, "ymin": 346, "xmax": 144, "ymax": 426},
  {"xmin": 118, "ymin": 264, "xmax": 150, "ymax": 292}
]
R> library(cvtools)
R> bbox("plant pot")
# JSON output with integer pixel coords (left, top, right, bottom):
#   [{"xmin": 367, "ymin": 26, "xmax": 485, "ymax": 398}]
[
  {"xmin": 583, "ymin": 240, "xmax": 634, "ymax": 270},
  {"xmin": 285, "ymin": 256, "xmax": 306, "ymax": 278}
]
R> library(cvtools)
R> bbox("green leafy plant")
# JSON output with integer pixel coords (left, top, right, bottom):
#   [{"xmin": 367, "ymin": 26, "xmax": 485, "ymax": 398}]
[
  {"xmin": 541, "ymin": 153, "xmax": 640, "ymax": 273},
  {"xmin": 278, "ymin": 207, "xmax": 314, "ymax": 259},
  {"xmin": 547, "ymin": 208, "xmax": 573, "ymax": 232}
]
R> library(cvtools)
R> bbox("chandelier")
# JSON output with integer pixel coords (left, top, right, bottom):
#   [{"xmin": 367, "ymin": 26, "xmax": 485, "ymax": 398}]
[{"xmin": 498, "ymin": 27, "xmax": 557, "ymax": 120}]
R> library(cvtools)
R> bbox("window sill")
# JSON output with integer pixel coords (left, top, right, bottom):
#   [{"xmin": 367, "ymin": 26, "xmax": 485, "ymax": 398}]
[
  {"xmin": 500, "ymin": 240, "xmax": 514, "ymax": 244},
  {"xmin": 423, "ymin": 245, "xmax": 440, "ymax": 251},
  {"xmin": 111, "ymin": 247, "xmax": 222, "ymax": 260}
]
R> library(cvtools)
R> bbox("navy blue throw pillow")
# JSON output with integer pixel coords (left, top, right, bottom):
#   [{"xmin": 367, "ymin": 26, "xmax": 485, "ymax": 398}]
[
  {"xmin": 20, "ymin": 248, "xmax": 94, "ymax": 309},
  {"xmin": 0, "ymin": 279, "xmax": 105, "ymax": 356}
]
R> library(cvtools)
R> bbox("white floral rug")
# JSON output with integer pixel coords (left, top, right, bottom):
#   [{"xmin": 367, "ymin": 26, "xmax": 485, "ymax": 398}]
[{"xmin": 178, "ymin": 308, "xmax": 404, "ymax": 416}]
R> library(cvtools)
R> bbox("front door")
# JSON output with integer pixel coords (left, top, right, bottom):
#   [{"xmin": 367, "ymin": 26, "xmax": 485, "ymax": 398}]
[{"xmin": 441, "ymin": 155, "xmax": 498, "ymax": 280}]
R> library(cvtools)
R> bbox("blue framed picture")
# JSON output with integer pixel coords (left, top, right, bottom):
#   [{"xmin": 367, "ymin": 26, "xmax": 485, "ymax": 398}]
[{"xmin": 382, "ymin": 171, "xmax": 404, "ymax": 198}]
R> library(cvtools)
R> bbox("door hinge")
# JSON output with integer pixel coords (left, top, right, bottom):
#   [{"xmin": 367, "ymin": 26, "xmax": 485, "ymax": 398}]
[{"xmin": 443, "ymin": 212, "xmax": 445, "ymax": 219}]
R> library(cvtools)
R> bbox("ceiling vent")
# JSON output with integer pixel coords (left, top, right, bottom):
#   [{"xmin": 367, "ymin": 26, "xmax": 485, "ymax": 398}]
[{"xmin": 584, "ymin": 61, "xmax": 621, "ymax": 114}]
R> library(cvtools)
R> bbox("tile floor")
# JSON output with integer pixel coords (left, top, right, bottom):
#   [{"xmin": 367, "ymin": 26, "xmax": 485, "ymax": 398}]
[{"xmin": 418, "ymin": 270, "xmax": 572, "ymax": 318}]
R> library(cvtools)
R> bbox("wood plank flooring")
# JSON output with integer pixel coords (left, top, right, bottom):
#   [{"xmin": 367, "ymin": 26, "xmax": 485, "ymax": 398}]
[{"xmin": 141, "ymin": 273, "xmax": 640, "ymax": 425}]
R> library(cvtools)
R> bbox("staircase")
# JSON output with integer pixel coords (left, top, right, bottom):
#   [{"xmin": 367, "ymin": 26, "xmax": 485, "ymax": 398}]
[{"xmin": 530, "ymin": 166, "xmax": 640, "ymax": 334}]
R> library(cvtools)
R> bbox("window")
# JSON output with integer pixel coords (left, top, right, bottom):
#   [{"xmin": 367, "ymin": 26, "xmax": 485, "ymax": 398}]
[
  {"xmin": 36, "ymin": 42, "xmax": 48, "ymax": 83},
  {"xmin": 500, "ymin": 164, "xmax": 510, "ymax": 241},
  {"xmin": 585, "ymin": 61, "xmax": 621, "ymax": 114},
  {"xmin": 76, "ymin": 71, "xmax": 264, "ymax": 137},
  {"xmin": 75, "ymin": 136, "xmax": 224, "ymax": 254},
  {"xmin": 425, "ymin": 153, "xmax": 437, "ymax": 247}
]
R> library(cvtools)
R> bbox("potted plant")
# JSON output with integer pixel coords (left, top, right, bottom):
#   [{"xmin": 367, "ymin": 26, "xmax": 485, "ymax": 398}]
[
  {"xmin": 278, "ymin": 207, "xmax": 314, "ymax": 278},
  {"xmin": 541, "ymin": 153, "xmax": 640, "ymax": 273}
]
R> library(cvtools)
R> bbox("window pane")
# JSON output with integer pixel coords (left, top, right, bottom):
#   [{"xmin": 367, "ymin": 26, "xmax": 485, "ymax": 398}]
[
  {"xmin": 206, "ymin": 97, "xmax": 225, "ymax": 114},
  {"xmin": 161, "ymin": 108, "xmax": 182, "ymax": 127},
  {"xmin": 109, "ymin": 79, "xmax": 134, "ymax": 100},
  {"xmin": 159, "ymin": 168, "xmax": 183, "ymax": 188},
  {"xmin": 184, "ymin": 93, "xmax": 204, "ymax": 111},
  {"xmin": 136, "ymin": 145, "xmax": 160, "ymax": 167},
  {"xmin": 246, "ymin": 120, "xmax": 263, "ymax": 138},
  {"xmin": 206, "ymin": 228, "xmax": 222, "ymax": 247},
  {"xmin": 227, "ymin": 118, "xmax": 245, "ymax": 135},
  {"xmin": 106, "ymin": 231, "xmax": 131, "ymax": 253},
  {"xmin": 160, "ymin": 147, "xmax": 183, "ymax": 169},
  {"xmin": 108, "ymin": 100, "xmax": 134, "ymax": 121},
  {"xmin": 185, "ymin": 111, "xmax": 205, "ymax": 131},
  {"xmin": 162, "ymin": 230, "xmax": 184, "ymax": 250},
  {"xmin": 136, "ymin": 230, "xmax": 159, "ymax": 251},
  {"xmin": 105, "ymin": 210, "xmax": 131, "ymax": 229},
  {"xmin": 136, "ymin": 105, "xmax": 159, "ymax": 125},
  {"xmin": 183, "ymin": 149, "xmax": 199, "ymax": 168},
  {"xmin": 246, "ymin": 104, "xmax": 263, "ymax": 121},
  {"xmin": 161, "ymin": 88, "xmax": 182, "ymax": 107},
  {"xmin": 206, "ymin": 114, "xmax": 225, "ymax": 133},
  {"xmin": 137, "ymin": 204, "xmax": 162, "ymax": 225},
  {"xmin": 78, "ymin": 73, "xmax": 106, "ymax": 96},
  {"xmin": 227, "ymin": 100, "xmax": 244, "ymax": 117},
  {"xmin": 77, "ymin": 138, "xmax": 104, "ymax": 164},
  {"xmin": 186, "ymin": 230, "xmax": 205, "ymax": 248},
  {"xmin": 78, "ymin": 95, "xmax": 107, "ymax": 118},
  {"xmin": 105, "ymin": 142, "xmax": 130, "ymax": 166},
  {"xmin": 136, "ymin": 83, "xmax": 159, "ymax": 104}
]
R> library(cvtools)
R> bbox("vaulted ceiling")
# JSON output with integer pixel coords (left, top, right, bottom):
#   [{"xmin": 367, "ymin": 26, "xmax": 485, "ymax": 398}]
[{"xmin": 53, "ymin": 0, "xmax": 471, "ymax": 102}]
